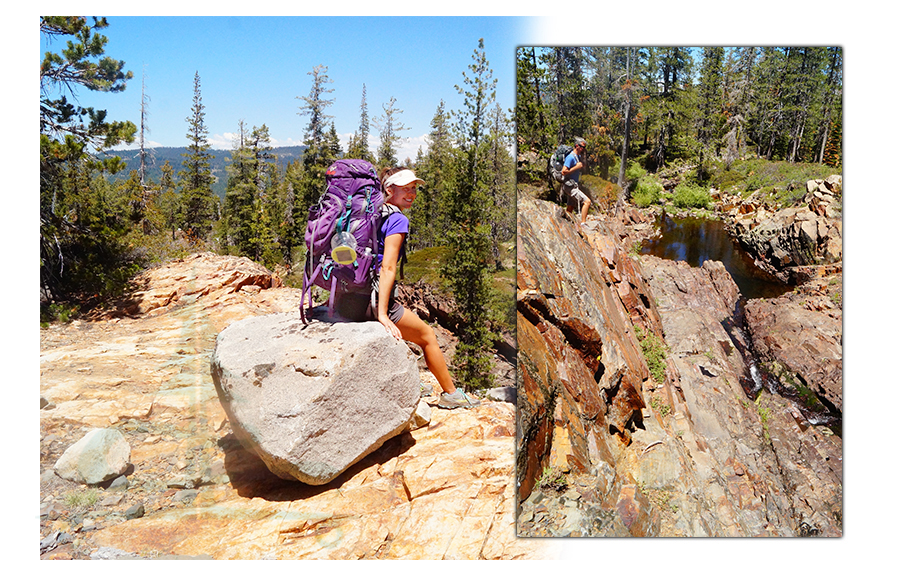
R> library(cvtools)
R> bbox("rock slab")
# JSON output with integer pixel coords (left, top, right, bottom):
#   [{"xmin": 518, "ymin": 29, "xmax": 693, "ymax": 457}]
[
  {"xmin": 54, "ymin": 428, "xmax": 131, "ymax": 485},
  {"xmin": 210, "ymin": 312, "xmax": 420, "ymax": 485}
]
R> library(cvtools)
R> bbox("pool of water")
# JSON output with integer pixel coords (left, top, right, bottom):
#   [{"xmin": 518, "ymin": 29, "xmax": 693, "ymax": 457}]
[{"xmin": 640, "ymin": 214, "xmax": 793, "ymax": 299}]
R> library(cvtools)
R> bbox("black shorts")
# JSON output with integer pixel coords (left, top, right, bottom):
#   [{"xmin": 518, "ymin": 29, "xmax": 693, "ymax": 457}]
[{"xmin": 334, "ymin": 291, "xmax": 405, "ymax": 324}]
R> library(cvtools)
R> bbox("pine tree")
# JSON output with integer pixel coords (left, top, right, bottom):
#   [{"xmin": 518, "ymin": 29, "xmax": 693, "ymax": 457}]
[
  {"xmin": 815, "ymin": 47, "xmax": 842, "ymax": 165},
  {"xmin": 486, "ymin": 103, "xmax": 515, "ymax": 269},
  {"xmin": 153, "ymin": 160, "xmax": 180, "ymax": 238},
  {"xmin": 295, "ymin": 65, "xmax": 336, "ymax": 218},
  {"xmin": 40, "ymin": 17, "xmax": 138, "ymax": 304},
  {"xmin": 347, "ymin": 84, "xmax": 373, "ymax": 162},
  {"xmin": 696, "ymin": 46, "xmax": 726, "ymax": 179},
  {"xmin": 515, "ymin": 47, "xmax": 554, "ymax": 157},
  {"xmin": 408, "ymin": 101, "xmax": 453, "ymax": 250},
  {"xmin": 374, "ymin": 97, "xmax": 409, "ymax": 169},
  {"xmin": 442, "ymin": 38, "xmax": 497, "ymax": 390},
  {"xmin": 179, "ymin": 71, "xmax": 217, "ymax": 239}
]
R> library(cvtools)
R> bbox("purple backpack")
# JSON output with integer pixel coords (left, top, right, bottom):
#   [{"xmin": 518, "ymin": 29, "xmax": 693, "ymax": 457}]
[{"xmin": 300, "ymin": 159, "xmax": 383, "ymax": 323}]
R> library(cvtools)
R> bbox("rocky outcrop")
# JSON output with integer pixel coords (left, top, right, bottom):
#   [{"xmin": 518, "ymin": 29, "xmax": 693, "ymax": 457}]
[
  {"xmin": 516, "ymin": 196, "xmax": 662, "ymax": 536},
  {"xmin": 210, "ymin": 312, "xmax": 420, "ymax": 485},
  {"xmin": 41, "ymin": 254, "xmax": 552, "ymax": 559},
  {"xmin": 723, "ymin": 176, "xmax": 842, "ymax": 279},
  {"xmin": 640, "ymin": 256, "xmax": 841, "ymax": 536},
  {"xmin": 516, "ymin": 195, "xmax": 842, "ymax": 537},
  {"xmin": 97, "ymin": 252, "xmax": 283, "ymax": 318}
]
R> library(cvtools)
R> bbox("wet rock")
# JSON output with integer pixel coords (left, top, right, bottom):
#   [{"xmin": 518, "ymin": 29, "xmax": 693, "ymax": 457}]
[
  {"xmin": 54, "ymin": 429, "xmax": 131, "ymax": 486},
  {"xmin": 744, "ymin": 286, "xmax": 842, "ymax": 413},
  {"xmin": 210, "ymin": 311, "xmax": 419, "ymax": 485}
]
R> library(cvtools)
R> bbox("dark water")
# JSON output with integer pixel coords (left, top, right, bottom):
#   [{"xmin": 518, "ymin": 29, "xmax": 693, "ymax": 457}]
[{"xmin": 641, "ymin": 214, "xmax": 793, "ymax": 300}]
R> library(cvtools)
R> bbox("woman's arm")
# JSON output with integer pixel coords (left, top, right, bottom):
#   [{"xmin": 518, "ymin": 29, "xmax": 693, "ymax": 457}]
[{"xmin": 377, "ymin": 232, "xmax": 405, "ymax": 340}]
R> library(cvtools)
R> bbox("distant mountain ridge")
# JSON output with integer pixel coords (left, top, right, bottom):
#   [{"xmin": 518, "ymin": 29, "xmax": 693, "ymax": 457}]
[{"xmin": 100, "ymin": 145, "xmax": 307, "ymax": 198}]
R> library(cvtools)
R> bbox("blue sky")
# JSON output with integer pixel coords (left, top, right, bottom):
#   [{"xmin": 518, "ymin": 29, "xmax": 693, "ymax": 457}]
[{"xmin": 41, "ymin": 16, "xmax": 528, "ymax": 162}]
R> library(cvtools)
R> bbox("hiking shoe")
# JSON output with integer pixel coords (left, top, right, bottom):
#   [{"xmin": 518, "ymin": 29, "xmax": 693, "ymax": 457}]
[{"xmin": 437, "ymin": 389, "xmax": 480, "ymax": 409}]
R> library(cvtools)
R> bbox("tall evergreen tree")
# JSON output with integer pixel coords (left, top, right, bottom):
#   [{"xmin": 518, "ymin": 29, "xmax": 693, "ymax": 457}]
[
  {"xmin": 515, "ymin": 47, "xmax": 554, "ymax": 155},
  {"xmin": 179, "ymin": 71, "xmax": 217, "ymax": 239},
  {"xmin": 442, "ymin": 38, "xmax": 497, "ymax": 390},
  {"xmin": 486, "ymin": 103, "xmax": 515, "ymax": 268},
  {"xmin": 696, "ymin": 46, "xmax": 726, "ymax": 179},
  {"xmin": 347, "ymin": 84, "xmax": 373, "ymax": 162},
  {"xmin": 815, "ymin": 47, "xmax": 842, "ymax": 165},
  {"xmin": 374, "ymin": 97, "xmax": 409, "ymax": 169},
  {"xmin": 409, "ymin": 101, "xmax": 453, "ymax": 250},
  {"xmin": 295, "ymin": 65, "xmax": 336, "ymax": 218},
  {"xmin": 40, "ymin": 16, "xmax": 137, "ymax": 304}
]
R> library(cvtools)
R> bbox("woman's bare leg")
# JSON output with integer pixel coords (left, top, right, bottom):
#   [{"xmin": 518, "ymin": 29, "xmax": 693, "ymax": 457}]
[{"xmin": 395, "ymin": 309, "xmax": 456, "ymax": 395}]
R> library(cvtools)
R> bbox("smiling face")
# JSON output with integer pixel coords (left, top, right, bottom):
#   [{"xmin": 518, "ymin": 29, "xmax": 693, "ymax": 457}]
[{"xmin": 386, "ymin": 182, "xmax": 418, "ymax": 210}]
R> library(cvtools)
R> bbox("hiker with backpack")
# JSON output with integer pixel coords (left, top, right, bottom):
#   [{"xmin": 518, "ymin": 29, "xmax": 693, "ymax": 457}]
[
  {"xmin": 301, "ymin": 160, "xmax": 479, "ymax": 410},
  {"xmin": 561, "ymin": 137, "xmax": 591, "ymax": 229}
]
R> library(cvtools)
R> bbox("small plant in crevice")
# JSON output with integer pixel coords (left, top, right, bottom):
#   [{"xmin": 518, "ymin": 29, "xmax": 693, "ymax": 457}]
[
  {"xmin": 637, "ymin": 482, "xmax": 679, "ymax": 514},
  {"xmin": 650, "ymin": 395, "xmax": 672, "ymax": 418},
  {"xmin": 628, "ymin": 241, "xmax": 643, "ymax": 258},
  {"xmin": 755, "ymin": 394, "xmax": 772, "ymax": 444},
  {"xmin": 537, "ymin": 465, "xmax": 568, "ymax": 492},
  {"xmin": 635, "ymin": 325, "xmax": 668, "ymax": 385}
]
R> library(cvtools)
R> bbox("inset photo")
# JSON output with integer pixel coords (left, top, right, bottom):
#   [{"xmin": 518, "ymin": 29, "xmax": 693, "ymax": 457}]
[{"xmin": 515, "ymin": 46, "xmax": 842, "ymax": 538}]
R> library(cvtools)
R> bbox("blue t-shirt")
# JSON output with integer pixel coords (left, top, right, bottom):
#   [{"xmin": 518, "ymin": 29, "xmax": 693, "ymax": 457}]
[
  {"xmin": 564, "ymin": 151, "xmax": 582, "ymax": 182},
  {"xmin": 377, "ymin": 211, "xmax": 409, "ymax": 268}
]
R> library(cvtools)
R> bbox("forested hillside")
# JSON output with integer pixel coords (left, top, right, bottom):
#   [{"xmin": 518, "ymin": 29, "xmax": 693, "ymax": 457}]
[
  {"xmin": 100, "ymin": 146, "xmax": 308, "ymax": 199},
  {"xmin": 39, "ymin": 18, "xmax": 514, "ymax": 390},
  {"xmin": 516, "ymin": 46, "xmax": 842, "ymax": 204}
]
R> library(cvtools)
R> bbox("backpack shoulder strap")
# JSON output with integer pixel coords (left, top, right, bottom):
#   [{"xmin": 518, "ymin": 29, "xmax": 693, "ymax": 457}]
[{"xmin": 378, "ymin": 203, "xmax": 407, "ymax": 279}]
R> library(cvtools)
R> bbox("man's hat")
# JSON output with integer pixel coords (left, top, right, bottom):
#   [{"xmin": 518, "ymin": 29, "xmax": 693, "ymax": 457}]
[{"xmin": 574, "ymin": 137, "xmax": 586, "ymax": 149}]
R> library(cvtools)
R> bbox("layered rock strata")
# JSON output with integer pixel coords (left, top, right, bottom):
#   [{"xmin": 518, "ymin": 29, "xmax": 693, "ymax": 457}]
[
  {"xmin": 723, "ymin": 176, "xmax": 842, "ymax": 280},
  {"xmin": 516, "ymin": 196, "xmax": 842, "ymax": 537}
]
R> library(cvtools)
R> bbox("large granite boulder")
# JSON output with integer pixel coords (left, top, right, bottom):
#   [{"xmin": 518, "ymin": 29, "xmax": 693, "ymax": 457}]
[{"xmin": 210, "ymin": 311, "xmax": 420, "ymax": 485}]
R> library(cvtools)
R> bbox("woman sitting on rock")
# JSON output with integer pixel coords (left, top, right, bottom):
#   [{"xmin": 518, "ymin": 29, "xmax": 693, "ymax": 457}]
[{"xmin": 336, "ymin": 167, "xmax": 479, "ymax": 410}]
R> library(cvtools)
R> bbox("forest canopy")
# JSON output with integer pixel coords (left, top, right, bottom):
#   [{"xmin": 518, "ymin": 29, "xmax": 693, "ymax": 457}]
[{"xmin": 516, "ymin": 46, "xmax": 843, "ymax": 191}]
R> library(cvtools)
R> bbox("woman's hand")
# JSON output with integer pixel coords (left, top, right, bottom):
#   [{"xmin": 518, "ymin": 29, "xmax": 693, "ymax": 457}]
[{"xmin": 379, "ymin": 314, "xmax": 401, "ymax": 340}]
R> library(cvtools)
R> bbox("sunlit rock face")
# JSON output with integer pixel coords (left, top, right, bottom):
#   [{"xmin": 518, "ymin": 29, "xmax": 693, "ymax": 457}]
[{"xmin": 516, "ymin": 195, "xmax": 841, "ymax": 537}]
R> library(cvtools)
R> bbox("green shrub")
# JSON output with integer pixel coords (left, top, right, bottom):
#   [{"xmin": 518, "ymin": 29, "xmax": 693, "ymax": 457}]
[
  {"xmin": 631, "ymin": 175, "xmax": 663, "ymax": 207},
  {"xmin": 672, "ymin": 182, "xmax": 711, "ymax": 209},
  {"xmin": 626, "ymin": 161, "xmax": 648, "ymax": 182}
]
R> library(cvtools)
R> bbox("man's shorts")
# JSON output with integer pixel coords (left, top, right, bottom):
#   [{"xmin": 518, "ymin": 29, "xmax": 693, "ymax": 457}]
[
  {"xmin": 334, "ymin": 291, "xmax": 405, "ymax": 324},
  {"xmin": 564, "ymin": 180, "xmax": 589, "ymax": 210}
]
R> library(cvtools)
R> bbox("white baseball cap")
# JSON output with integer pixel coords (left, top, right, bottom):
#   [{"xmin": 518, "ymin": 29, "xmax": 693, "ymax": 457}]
[{"xmin": 384, "ymin": 169, "xmax": 425, "ymax": 188}]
